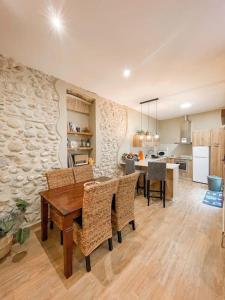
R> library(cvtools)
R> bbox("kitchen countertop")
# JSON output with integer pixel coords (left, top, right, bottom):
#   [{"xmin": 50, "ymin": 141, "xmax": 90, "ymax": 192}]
[
  {"xmin": 167, "ymin": 155, "xmax": 192, "ymax": 160},
  {"xmin": 120, "ymin": 159, "xmax": 179, "ymax": 170}
]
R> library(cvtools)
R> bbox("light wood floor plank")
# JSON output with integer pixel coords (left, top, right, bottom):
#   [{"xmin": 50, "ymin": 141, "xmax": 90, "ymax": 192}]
[{"xmin": 0, "ymin": 179, "xmax": 224, "ymax": 300}]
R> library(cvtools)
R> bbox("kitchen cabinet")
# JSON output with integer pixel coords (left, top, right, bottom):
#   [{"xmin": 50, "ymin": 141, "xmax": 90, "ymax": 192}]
[
  {"xmin": 192, "ymin": 128, "xmax": 224, "ymax": 178},
  {"xmin": 133, "ymin": 134, "xmax": 142, "ymax": 147},
  {"xmin": 167, "ymin": 158, "xmax": 175, "ymax": 164},
  {"xmin": 192, "ymin": 130, "xmax": 211, "ymax": 146},
  {"xmin": 210, "ymin": 128, "xmax": 224, "ymax": 146},
  {"xmin": 210, "ymin": 146, "xmax": 224, "ymax": 177},
  {"xmin": 132, "ymin": 134, "xmax": 160, "ymax": 147}
]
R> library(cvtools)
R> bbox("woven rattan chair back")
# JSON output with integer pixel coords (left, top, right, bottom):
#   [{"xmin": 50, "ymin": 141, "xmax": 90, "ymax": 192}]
[
  {"xmin": 81, "ymin": 179, "xmax": 118, "ymax": 254},
  {"xmin": 147, "ymin": 162, "xmax": 166, "ymax": 181},
  {"xmin": 125, "ymin": 159, "xmax": 135, "ymax": 175},
  {"xmin": 46, "ymin": 168, "xmax": 75, "ymax": 189},
  {"xmin": 113, "ymin": 172, "xmax": 139, "ymax": 230},
  {"xmin": 73, "ymin": 165, "xmax": 94, "ymax": 183}
]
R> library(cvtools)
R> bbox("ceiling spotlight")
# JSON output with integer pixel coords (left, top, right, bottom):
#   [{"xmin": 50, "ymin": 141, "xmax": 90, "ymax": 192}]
[
  {"xmin": 49, "ymin": 8, "xmax": 64, "ymax": 32},
  {"xmin": 123, "ymin": 69, "xmax": 131, "ymax": 78},
  {"xmin": 180, "ymin": 103, "xmax": 192, "ymax": 109}
]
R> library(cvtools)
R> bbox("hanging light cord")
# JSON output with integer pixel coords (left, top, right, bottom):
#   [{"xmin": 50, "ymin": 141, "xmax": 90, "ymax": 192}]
[{"xmin": 156, "ymin": 100, "xmax": 158, "ymax": 134}]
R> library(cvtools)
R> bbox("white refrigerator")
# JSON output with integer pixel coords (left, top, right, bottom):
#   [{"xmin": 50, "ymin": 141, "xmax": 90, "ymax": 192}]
[{"xmin": 192, "ymin": 146, "xmax": 210, "ymax": 184}]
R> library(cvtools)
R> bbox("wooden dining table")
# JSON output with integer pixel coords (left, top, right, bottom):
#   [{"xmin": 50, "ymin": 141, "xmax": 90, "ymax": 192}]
[{"xmin": 40, "ymin": 176, "xmax": 111, "ymax": 278}]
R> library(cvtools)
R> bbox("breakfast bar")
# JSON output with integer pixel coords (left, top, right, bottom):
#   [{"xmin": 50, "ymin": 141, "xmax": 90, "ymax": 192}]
[{"xmin": 120, "ymin": 160, "xmax": 179, "ymax": 201}]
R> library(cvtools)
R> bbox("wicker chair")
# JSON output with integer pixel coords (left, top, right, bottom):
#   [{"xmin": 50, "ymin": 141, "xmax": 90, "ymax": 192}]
[
  {"xmin": 73, "ymin": 178, "xmax": 118, "ymax": 272},
  {"xmin": 46, "ymin": 168, "xmax": 75, "ymax": 244},
  {"xmin": 73, "ymin": 165, "xmax": 94, "ymax": 183},
  {"xmin": 111, "ymin": 172, "xmax": 139, "ymax": 243}
]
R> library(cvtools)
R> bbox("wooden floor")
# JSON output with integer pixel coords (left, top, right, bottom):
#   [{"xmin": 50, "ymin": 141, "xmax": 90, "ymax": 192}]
[{"xmin": 0, "ymin": 179, "xmax": 225, "ymax": 300}]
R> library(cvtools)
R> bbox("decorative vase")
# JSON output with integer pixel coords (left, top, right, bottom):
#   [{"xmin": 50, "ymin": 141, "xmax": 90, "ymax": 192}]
[
  {"xmin": 0, "ymin": 234, "xmax": 13, "ymax": 259},
  {"xmin": 138, "ymin": 150, "xmax": 145, "ymax": 161}
]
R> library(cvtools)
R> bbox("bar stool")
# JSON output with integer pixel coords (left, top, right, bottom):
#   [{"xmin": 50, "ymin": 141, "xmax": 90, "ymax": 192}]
[
  {"xmin": 125, "ymin": 159, "xmax": 146, "ymax": 196},
  {"xmin": 146, "ymin": 162, "xmax": 166, "ymax": 207}
]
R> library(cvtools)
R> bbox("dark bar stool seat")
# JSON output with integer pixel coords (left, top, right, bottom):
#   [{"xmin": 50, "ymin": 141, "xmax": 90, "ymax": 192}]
[
  {"xmin": 146, "ymin": 162, "xmax": 166, "ymax": 207},
  {"xmin": 125, "ymin": 159, "xmax": 146, "ymax": 196}
]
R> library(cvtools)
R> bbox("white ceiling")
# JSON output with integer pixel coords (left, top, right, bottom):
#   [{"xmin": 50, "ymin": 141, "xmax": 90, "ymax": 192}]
[{"xmin": 0, "ymin": 0, "xmax": 225, "ymax": 119}]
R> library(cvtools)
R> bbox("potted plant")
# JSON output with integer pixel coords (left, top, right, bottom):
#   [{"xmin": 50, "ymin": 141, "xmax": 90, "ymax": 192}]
[{"xmin": 0, "ymin": 198, "xmax": 30, "ymax": 259}]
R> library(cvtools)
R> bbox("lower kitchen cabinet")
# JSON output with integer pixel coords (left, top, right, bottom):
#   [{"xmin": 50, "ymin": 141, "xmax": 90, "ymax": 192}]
[
  {"xmin": 167, "ymin": 158, "xmax": 175, "ymax": 164},
  {"xmin": 179, "ymin": 160, "xmax": 193, "ymax": 179}
]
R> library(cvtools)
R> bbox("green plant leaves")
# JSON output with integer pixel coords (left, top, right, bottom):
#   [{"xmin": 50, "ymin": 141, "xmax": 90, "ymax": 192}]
[
  {"xmin": 0, "ymin": 213, "xmax": 15, "ymax": 238},
  {"xmin": 15, "ymin": 228, "xmax": 30, "ymax": 245},
  {"xmin": 15, "ymin": 199, "xmax": 29, "ymax": 213}
]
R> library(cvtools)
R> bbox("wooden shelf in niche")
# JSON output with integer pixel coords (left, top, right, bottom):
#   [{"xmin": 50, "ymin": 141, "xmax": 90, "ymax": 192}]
[
  {"xmin": 67, "ymin": 96, "xmax": 91, "ymax": 115},
  {"xmin": 67, "ymin": 147, "xmax": 93, "ymax": 151},
  {"xmin": 78, "ymin": 147, "xmax": 93, "ymax": 151},
  {"xmin": 67, "ymin": 131, "xmax": 93, "ymax": 137}
]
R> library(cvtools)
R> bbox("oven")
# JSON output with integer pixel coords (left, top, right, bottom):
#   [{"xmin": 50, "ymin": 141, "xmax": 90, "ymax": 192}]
[{"xmin": 175, "ymin": 159, "xmax": 188, "ymax": 172}]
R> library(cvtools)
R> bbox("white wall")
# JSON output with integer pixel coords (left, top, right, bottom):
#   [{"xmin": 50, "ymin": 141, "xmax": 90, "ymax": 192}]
[
  {"xmin": 118, "ymin": 108, "xmax": 156, "ymax": 158},
  {"xmin": 159, "ymin": 109, "xmax": 222, "ymax": 156},
  {"xmin": 190, "ymin": 110, "xmax": 222, "ymax": 130}
]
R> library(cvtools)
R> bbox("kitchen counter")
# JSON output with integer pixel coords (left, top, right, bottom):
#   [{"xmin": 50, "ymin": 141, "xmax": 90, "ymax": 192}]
[
  {"xmin": 124, "ymin": 159, "xmax": 179, "ymax": 170},
  {"xmin": 167, "ymin": 155, "xmax": 193, "ymax": 160},
  {"xmin": 120, "ymin": 160, "xmax": 179, "ymax": 201}
]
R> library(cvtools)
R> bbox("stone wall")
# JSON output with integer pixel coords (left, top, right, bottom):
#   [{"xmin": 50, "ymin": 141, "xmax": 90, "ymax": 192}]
[
  {"xmin": 93, "ymin": 97, "xmax": 127, "ymax": 177},
  {"xmin": 0, "ymin": 55, "xmax": 61, "ymax": 223},
  {"xmin": 0, "ymin": 54, "xmax": 128, "ymax": 224}
]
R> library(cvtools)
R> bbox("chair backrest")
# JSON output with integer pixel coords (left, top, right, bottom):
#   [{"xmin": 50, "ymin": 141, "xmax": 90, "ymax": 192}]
[
  {"xmin": 125, "ymin": 159, "xmax": 135, "ymax": 175},
  {"xmin": 73, "ymin": 165, "xmax": 94, "ymax": 183},
  {"xmin": 114, "ymin": 172, "xmax": 139, "ymax": 224},
  {"xmin": 147, "ymin": 162, "xmax": 166, "ymax": 181},
  {"xmin": 82, "ymin": 179, "xmax": 118, "ymax": 245},
  {"xmin": 46, "ymin": 168, "xmax": 75, "ymax": 189}
]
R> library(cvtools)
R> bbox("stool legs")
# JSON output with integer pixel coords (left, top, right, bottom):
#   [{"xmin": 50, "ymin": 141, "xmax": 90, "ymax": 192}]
[
  {"xmin": 146, "ymin": 180, "xmax": 166, "ymax": 207},
  {"xmin": 117, "ymin": 231, "xmax": 122, "ymax": 243},
  {"xmin": 136, "ymin": 173, "xmax": 146, "ymax": 196},
  {"xmin": 160, "ymin": 181, "xmax": 163, "ymax": 200},
  {"xmin": 129, "ymin": 220, "xmax": 136, "ymax": 230},
  {"xmin": 163, "ymin": 181, "xmax": 166, "ymax": 208},
  {"xmin": 147, "ymin": 179, "xmax": 150, "ymax": 206},
  {"xmin": 143, "ymin": 174, "xmax": 146, "ymax": 197},
  {"xmin": 108, "ymin": 237, "xmax": 113, "ymax": 251}
]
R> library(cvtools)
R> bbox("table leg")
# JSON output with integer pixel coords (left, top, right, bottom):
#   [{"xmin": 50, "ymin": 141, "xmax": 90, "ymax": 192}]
[
  {"xmin": 41, "ymin": 196, "xmax": 48, "ymax": 241},
  {"xmin": 63, "ymin": 216, "xmax": 73, "ymax": 278}
]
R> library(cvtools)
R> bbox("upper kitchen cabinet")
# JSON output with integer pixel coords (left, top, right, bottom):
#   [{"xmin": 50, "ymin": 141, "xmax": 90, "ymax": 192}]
[
  {"xmin": 192, "ymin": 130, "xmax": 211, "ymax": 146},
  {"xmin": 210, "ymin": 128, "xmax": 224, "ymax": 146},
  {"xmin": 133, "ymin": 134, "xmax": 142, "ymax": 147}
]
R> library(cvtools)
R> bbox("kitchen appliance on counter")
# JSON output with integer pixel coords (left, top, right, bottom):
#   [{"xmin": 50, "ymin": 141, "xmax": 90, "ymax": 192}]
[
  {"xmin": 193, "ymin": 146, "xmax": 210, "ymax": 184},
  {"xmin": 158, "ymin": 151, "xmax": 165, "ymax": 156}
]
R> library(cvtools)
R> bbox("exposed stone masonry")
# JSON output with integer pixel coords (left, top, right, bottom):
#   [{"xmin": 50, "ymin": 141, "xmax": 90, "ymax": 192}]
[
  {"xmin": 0, "ymin": 55, "xmax": 61, "ymax": 223},
  {"xmin": 0, "ymin": 54, "xmax": 128, "ymax": 224},
  {"xmin": 93, "ymin": 98, "xmax": 127, "ymax": 177}
]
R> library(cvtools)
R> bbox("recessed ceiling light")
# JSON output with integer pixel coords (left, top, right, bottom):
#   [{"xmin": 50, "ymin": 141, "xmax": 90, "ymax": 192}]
[
  {"xmin": 123, "ymin": 69, "xmax": 131, "ymax": 78},
  {"xmin": 49, "ymin": 8, "xmax": 64, "ymax": 32},
  {"xmin": 180, "ymin": 102, "xmax": 192, "ymax": 109}
]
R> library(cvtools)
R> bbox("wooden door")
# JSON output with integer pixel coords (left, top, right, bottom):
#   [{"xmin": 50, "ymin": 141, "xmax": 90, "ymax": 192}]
[
  {"xmin": 210, "ymin": 128, "xmax": 224, "ymax": 146},
  {"xmin": 210, "ymin": 146, "xmax": 224, "ymax": 177}
]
